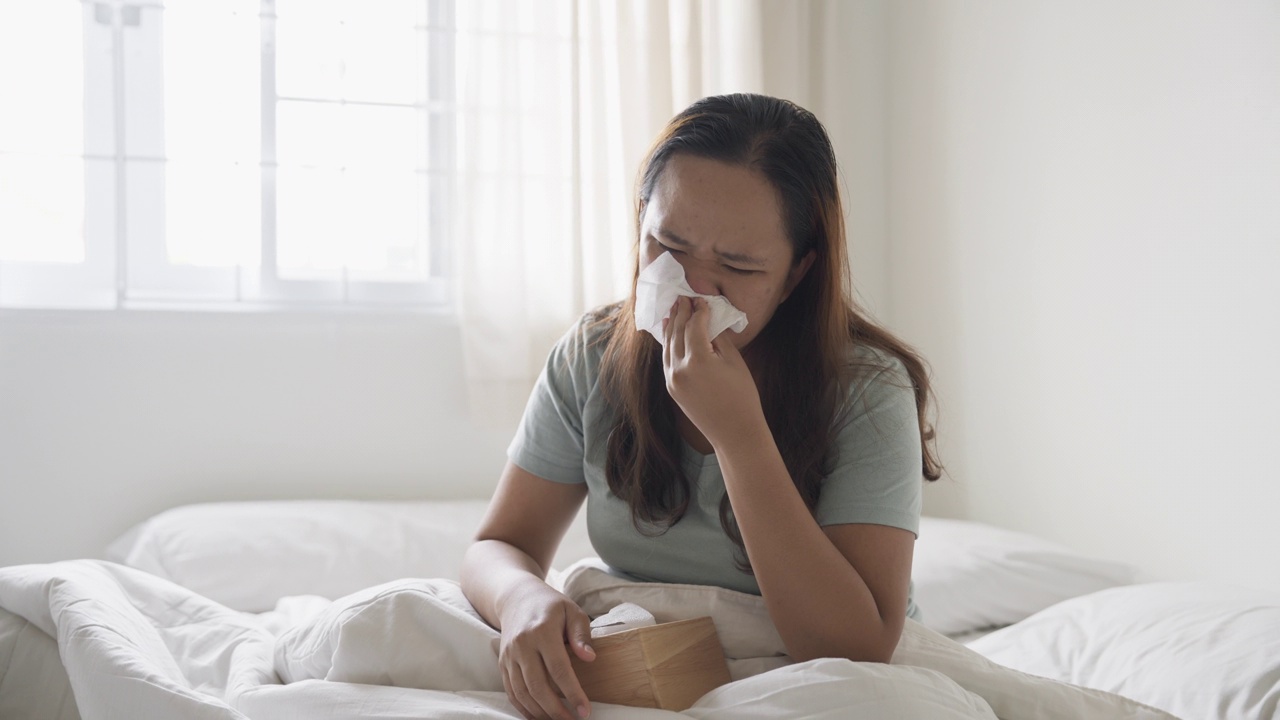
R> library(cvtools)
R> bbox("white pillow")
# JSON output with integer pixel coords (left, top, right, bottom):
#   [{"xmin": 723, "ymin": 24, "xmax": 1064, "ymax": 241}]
[
  {"xmin": 107, "ymin": 503, "xmax": 1129, "ymax": 631},
  {"xmin": 968, "ymin": 582, "xmax": 1280, "ymax": 720},
  {"xmin": 912, "ymin": 517, "xmax": 1136, "ymax": 636},
  {"xmin": 106, "ymin": 500, "xmax": 595, "ymax": 613}
]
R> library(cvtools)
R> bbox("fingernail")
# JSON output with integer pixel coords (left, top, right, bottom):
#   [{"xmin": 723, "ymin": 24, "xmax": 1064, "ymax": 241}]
[{"xmin": 578, "ymin": 704, "xmax": 590, "ymax": 719}]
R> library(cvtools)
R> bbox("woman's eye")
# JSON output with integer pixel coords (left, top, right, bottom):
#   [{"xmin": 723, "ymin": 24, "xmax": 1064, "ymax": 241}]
[{"xmin": 725, "ymin": 265, "xmax": 755, "ymax": 275}]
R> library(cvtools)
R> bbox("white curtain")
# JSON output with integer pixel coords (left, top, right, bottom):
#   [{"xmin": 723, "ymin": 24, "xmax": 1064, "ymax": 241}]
[{"xmin": 454, "ymin": 0, "xmax": 870, "ymax": 428}]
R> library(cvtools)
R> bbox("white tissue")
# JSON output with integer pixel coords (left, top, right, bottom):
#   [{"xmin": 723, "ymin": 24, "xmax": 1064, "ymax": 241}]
[
  {"xmin": 589, "ymin": 602, "xmax": 656, "ymax": 638},
  {"xmin": 634, "ymin": 252, "xmax": 748, "ymax": 345}
]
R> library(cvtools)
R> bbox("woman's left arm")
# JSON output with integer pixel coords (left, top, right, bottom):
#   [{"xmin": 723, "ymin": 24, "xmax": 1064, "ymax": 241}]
[
  {"xmin": 664, "ymin": 297, "xmax": 914, "ymax": 663},
  {"xmin": 715, "ymin": 432, "xmax": 913, "ymax": 663}
]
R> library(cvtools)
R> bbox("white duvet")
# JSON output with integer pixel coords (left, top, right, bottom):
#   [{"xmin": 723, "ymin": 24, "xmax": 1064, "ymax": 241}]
[{"xmin": 0, "ymin": 559, "xmax": 1176, "ymax": 720}]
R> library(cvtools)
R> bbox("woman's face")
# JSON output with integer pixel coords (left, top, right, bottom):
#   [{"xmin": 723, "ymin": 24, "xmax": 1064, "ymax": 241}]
[{"xmin": 638, "ymin": 154, "xmax": 815, "ymax": 350}]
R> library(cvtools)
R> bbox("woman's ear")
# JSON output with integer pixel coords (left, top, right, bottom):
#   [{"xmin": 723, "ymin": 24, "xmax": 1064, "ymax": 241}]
[{"xmin": 782, "ymin": 250, "xmax": 817, "ymax": 301}]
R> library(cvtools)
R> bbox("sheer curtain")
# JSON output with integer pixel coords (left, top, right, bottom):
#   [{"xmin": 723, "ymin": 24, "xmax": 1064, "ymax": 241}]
[{"xmin": 454, "ymin": 0, "xmax": 868, "ymax": 427}]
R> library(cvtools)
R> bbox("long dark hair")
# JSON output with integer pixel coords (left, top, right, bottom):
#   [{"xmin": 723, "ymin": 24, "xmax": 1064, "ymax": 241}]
[{"xmin": 594, "ymin": 93, "xmax": 941, "ymax": 570}]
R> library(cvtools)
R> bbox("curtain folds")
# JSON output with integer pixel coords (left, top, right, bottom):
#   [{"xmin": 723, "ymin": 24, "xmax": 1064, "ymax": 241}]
[{"xmin": 454, "ymin": 0, "xmax": 867, "ymax": 428}]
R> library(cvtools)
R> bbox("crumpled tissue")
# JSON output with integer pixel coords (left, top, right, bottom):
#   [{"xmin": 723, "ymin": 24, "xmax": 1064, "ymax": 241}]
[
  {"xmin": 633, "ymin": 252, "xmax": 748, "ymax": 345},
  {"xmin": 589, "ymin": 602, "xmax": 657, "ymax": 638}
]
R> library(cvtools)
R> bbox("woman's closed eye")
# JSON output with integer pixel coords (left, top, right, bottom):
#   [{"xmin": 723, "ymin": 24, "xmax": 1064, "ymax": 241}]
[{"xmin": 659, "ymin": 242, "xmax": 756, "ymax": 275}]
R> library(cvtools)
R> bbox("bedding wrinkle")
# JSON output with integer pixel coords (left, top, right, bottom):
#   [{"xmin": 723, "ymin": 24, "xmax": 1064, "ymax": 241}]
[
  {"xmin": 0, "ymin": 608, "xmax": 80, "ymax": 720},
  {"xmin": 0, "ymin": 561, "xmax": 279, "ymax": 719},
  {"xmin": 274, "ymin": 578, "xmax": 504, "ymax": 693},
  {"xmin": 683, "ymin": 659, "xmax": 996, "ymax": 719}
]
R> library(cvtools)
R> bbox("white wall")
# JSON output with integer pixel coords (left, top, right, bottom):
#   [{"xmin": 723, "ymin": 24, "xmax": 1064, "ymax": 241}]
[
  {"xmin": 761, "ymin": 0, "xmax": 892, "ymax": 321},
  {"xmin": 888, "ymin": 1, "xmax": 1280, "ymax": 591},
  {"xmin": 0, "ymin": 310, "xmax": 513, "ymax": 567}
]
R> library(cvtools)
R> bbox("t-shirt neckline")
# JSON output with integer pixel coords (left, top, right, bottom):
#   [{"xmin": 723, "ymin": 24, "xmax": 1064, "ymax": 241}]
[{"xmin": 680, "ymin": 438, "xmax": 719, "ymax": 470}]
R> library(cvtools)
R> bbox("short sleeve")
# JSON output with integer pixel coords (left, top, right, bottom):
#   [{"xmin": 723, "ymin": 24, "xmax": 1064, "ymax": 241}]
[
  {"xmin": 506, "ymin": 319, "xmax": 595, "ymax": 484},
  {"xmin": 814, "ymin": 357, "xmax": 924, "ymax": 535}
]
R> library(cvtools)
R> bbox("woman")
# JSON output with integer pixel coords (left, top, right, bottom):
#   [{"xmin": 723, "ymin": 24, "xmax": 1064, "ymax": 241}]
[{"xmin": 460, "ymin": 93, "xmax": 941, "ymax": 720}]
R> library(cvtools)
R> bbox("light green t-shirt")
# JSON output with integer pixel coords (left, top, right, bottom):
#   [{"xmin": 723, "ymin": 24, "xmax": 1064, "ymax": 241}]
[{"xmin": 508, "ymin": 313, "xmax": 923, "ymax": 620}]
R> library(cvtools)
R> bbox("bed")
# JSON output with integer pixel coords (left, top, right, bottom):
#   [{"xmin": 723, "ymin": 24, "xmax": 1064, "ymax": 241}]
[{"xmin": 1, "ymin": 500, "xmax": 1276, "ymax": 719}]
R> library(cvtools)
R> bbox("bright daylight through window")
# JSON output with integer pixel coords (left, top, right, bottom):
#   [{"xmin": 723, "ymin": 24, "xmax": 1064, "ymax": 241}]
[{"xmin": 0, "ymin": 0, "xmax": 454, "ymax": 309}]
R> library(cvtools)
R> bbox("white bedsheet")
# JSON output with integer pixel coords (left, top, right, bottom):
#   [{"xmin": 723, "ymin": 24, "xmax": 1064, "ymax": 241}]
[{"xmin": 0, "ymin": 559, "xmax": 1176, "ymax": 720}]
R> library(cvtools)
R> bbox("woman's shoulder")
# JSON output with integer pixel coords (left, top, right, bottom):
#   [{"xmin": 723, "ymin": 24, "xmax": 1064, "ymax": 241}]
[
  {"xmin": 548, "ymin": 303, "xmax": 622, "ymax": 374},
  {"xmin": 846, "ymin": 342, "xmax": 910, "ymax": 383},
  {"xmin": 841, "ymin": 342, "xmax": 915, "ymax": 409},
  {"xmin": 563, "ymin": 303, "xmax": 620, "ymax": 348}
]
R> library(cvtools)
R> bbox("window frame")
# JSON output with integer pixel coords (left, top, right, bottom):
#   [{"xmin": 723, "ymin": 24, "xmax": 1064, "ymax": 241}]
[{"xmin": 0, "ymin": 0, "xmax": 457, "ymax": 313}]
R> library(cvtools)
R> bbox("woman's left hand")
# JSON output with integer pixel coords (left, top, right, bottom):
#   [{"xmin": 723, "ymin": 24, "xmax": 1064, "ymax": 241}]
[{"xmin": 662, "ymin": 296, "xmax": 765, "ymax": 448}]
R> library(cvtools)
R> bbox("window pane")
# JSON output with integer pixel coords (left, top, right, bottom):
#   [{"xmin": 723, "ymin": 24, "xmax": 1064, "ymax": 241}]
[
  {"xmin": 165, "ymin": 161, "xmax": 260, "ymax": 267},
  {"xmin": 276, "ymin": 166, "xmax": 344, "ymax": 275},
  {"xmin": 273, "ymin": 1, "xmax": 436, "ymax": 287},
  {"xmin": 0, "ymin": 154, "xmax": 84, "ymax": 263},
  {"xmin": 0, "ymin": 3, "xmax": 83, "ymax": 156},
  {"xmin": 342, "ymin": 168, "xmax": 426, "ymax": 277},
  {"xmin": 277, "ymin": 102, "xmax": 420, "ymax": 170},
  {"xmin": 276, "ymin": 166, "xmax": 426, "ymax": 278},
  {"xmin": 0, "ymin": 1, "xmax": 85, "ymax": 263},
  {"xmin": 159, "ymin": 0, "xmax": 259, "ymax": 268},
  {"xmin": 275, "ymin": 0, "xmax": 344, "ymax": 101},
  {"xmin": 163, "ymin": 1, "xmax": 259, "ymax": 162},
  {"xmin": 341, "ymin": 13, "xmax": 423, "ymax": 105},
  {"xmin": 342, "ymin": 105, "xmax": 422, "ymax": 169},
  {"xmin": 276, "ymin": 0, "xmax": 425, "ymax": 105},
  {"xmin": 276, "ymin": 100, "xmax": 425, "ymax": 277},
  {"xmin": 276, "ymin": 101, "xmax": 344, "ymax": 168}
]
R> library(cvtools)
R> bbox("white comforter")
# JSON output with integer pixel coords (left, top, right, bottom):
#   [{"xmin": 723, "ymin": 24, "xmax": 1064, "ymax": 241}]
[{"xmin": 0, "ymin": 559, "xmax": 1177, "ymax": 720}]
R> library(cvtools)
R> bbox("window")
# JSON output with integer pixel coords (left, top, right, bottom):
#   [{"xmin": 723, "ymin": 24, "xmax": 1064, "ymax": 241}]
[{"xmin": 0, "ymin": 0, "xmax": 455, "ymax": 310}]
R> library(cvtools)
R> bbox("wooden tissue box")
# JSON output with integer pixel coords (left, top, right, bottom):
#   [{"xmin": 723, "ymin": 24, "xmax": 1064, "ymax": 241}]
[{"xmin": 568, "ymin": 616, "xmax": 731, "ymax": 711}]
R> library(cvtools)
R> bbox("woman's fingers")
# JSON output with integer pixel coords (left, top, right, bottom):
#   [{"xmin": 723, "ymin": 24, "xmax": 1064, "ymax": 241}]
[
  {"xmin": 685, "ymin": 297, "xmax": 711, "ymax": 350},
  {"xmin": 564, "ymin": 607, "xmax": 595, "ymax": 717},
  {"xmin": 667, "ymin": 296, "xmax": 715, "ymax": 359},
  {"xmin": 662, "ymin": 316, "xmax": 672, "ymax": 369},
  {"xmin": 669, "ymin": 296, "xmax": 690, "ymax": 359},
  {"xmin": 543, "ymin": 648, "xmax": 591, "ymax": 720},
  {"xmin": 567, "ymin": 607, "xmax": 596, "ymax": 662},
  {"xmin": 518, "ymin": 656, "xmax": 576, "ymax": 720},
  {"xmin": 503, "ymin": 668, "xmax": 538, "ymax": 720},
  {"xmin": 709, "ymin": 316, "xmax": 742, "ymax": 361},
  {"xmin": 504, "ymin": 642, "xmax": 571, "ymax": 720},
  {"xmin": 496, "ymin": 591, "xmax": 594, "ymax": 719}
]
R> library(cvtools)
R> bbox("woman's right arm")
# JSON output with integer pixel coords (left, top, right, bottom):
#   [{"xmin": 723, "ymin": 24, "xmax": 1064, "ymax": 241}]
[{"xmin": 461, "ymin": 461, "xmax": 594, "ymax": 720}]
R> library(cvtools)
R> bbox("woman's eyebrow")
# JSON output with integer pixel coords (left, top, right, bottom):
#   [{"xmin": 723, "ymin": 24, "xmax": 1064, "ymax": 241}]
[{"xmin": 657, "ymin": 228, "xmax": 767, "ymax": 266}]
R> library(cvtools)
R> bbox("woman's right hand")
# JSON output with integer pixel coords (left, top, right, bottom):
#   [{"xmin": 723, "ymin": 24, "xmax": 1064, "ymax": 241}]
[{"xmin": 497, "ymin": 579, "xmax": 597, "ymax": 720}]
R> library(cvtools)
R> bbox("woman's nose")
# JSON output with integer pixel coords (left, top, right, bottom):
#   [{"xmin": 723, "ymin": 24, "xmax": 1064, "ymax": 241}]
[{"xmin": 681, "ymin": 260, "xmax": 718, "ymax": 296}]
